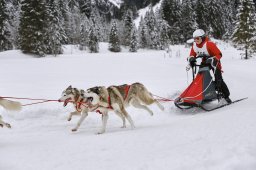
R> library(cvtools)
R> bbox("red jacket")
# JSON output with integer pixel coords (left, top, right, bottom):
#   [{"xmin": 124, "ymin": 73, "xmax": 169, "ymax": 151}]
[{"xmin": 189, "ymin": 37, "xmax": 222, "ymax": 70}]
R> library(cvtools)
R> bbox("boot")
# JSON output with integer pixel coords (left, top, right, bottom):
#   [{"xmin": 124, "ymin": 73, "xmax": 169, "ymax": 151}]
[{"xmin": 225, "ymin": 97, "xmax": 232, "ymax": 104}]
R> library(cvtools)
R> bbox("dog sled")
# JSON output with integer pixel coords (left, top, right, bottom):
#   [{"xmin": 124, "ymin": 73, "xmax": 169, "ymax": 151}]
[{"xmin": 174, "ymin": 56, "xmax": 247, "ymax": 111}]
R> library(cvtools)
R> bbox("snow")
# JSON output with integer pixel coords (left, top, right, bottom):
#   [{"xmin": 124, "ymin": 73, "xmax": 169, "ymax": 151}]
[
  {"xmin": 0, "ymin": 42, "xmax": 256, "ymax": 170},
  {"xmin": 134, "ymin": 0, "xmax": 163, "ymax": 27},
  {"xmin": 108, "ymin": 0, "xmax": 123, "ymax": 8}
]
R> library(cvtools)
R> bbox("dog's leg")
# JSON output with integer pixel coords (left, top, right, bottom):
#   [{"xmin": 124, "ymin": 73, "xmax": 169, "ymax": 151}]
[
  {"xmin": 72, "ymin": 110, "xmax": 88, "ymax": 132},
  {"xmin": 112, "ymin": 104, "xmax": 135, "ymax": 129},
  {"xmin": 0, "ymin": 116, "xmax": 11, "ymax": 128},
  {"xmin": 154, "ymin": 100, "xmax": 165, "ymax": 111},
  {"xmin": 67, "ymin": 111, "xmax": 80, "ymax": 121},
  {"xmin": 131, "ymin": 99, "xmax": 154, "ymax": 116},
  {"xmin": 114, "ymin": 111, "xmax": 126, "ymax": 128},
  {"xmin": 122, "ymin": 108, "xmax": 135, "ymax": 129},
  {"xmin": 97, "ymin": 111, "xmax": 109, "ymax": 134}
]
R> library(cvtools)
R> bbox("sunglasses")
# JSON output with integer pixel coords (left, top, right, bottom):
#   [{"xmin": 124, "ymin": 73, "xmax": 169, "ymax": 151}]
[{"xmin": 194, "ymin": 37, "xmax": 201, "ymax": 41}]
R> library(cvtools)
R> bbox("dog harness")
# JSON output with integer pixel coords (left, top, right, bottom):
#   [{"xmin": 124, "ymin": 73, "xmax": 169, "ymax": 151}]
[
  {"xmin": 95, "ymin": 85, "xmax": 131, "ymax": 114},
  {"xmin": 124, "ymin": 85, "xmax": 131, "ymax": 101}
]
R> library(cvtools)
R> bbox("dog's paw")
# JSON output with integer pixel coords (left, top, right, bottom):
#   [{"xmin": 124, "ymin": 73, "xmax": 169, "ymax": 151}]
[
  {"xmin": 121, "ymin": 125, "xmax": 126, "ymax": 128},
  {"xmin": 97, "ymin": 130, "xmax": 105, "ymax": 134},
  {"xmin": 71, "ymin": 128, "xmax": 77, "ymax": 132},
  {"xmin": 67, "ymin": 118, "xmax": 72, "ymax": 121},
  {"xmin": 6, "ymin": 123, "xmax": 11, "ymax": 128}
]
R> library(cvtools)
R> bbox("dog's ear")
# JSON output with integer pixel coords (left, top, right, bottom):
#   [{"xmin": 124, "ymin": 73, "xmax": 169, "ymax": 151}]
[
  {"xmin": 80, "ymin": 89, "xmax": 85, "ymax": 96},
  {"xmin": 68, "ymin": 85, "xmax": 72, "ymax": 89}
]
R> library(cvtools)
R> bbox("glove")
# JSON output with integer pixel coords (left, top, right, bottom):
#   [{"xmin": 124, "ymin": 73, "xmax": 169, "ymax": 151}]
[
  {"xmin": 206, "ymin": 57, "xmax": 218, "ymax": 68},
  {"xmin": 189, "ymin": 57, "xmax": 196, "ymax": 67}
]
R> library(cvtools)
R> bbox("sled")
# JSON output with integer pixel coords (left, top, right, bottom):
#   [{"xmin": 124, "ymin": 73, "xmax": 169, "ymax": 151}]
[{"xmin": 174, "ymin": 56, "xmax": 247, "ymax": 111}]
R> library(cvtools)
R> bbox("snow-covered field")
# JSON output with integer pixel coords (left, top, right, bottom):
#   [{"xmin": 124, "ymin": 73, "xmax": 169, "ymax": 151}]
[{"xmin": 0, "ymin": 43, "xmax": 256, "ymax": 170}]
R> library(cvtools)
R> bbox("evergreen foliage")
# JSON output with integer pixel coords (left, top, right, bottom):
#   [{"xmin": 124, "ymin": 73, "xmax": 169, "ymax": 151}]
[
  {"xmin": 0, "ymin": 0, "xmax": 12, "ymax": 51},
  {"xmin": 232, "ymin": 0, "xmax": 256, "ymax": 59},
  {"xmin": 46, "ymin": 0, "xmax": 67, "ymax": 55},
  {"xmin": 122, "ymin": 9, "xmax": 134, "ymax": 46},
  {"xmin": 0, "ymin": 0, "xmax": 255, "ymax": 59},
  {"xmin": 88, "ymin": 25, "xmax": 99, "ymax": 53},
  {"xmin": 129, "ymin": 25, "xmax": 138, "ymax": 52},
  {"xmin": 109, "ymin": 20, "xmax": 121, "ymax": 52},
  {"xmin": 19, "ymin": 0, "xmax": 48, "ymax": 56}
]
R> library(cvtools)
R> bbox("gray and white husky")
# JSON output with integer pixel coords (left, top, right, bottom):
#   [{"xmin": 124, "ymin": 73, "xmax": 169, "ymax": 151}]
[
  {"xmin": 59, "ymin": 83, "xmax": 164, "ymax": 134},
  {"xmin": 0, "ymin": 98, "xmax": 21, "ymax": 128}
]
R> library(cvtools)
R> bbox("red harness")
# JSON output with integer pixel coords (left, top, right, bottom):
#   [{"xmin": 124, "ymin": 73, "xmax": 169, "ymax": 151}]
[
  {"xmin": 96, "ymin": 85, "xmax": 131, "ymax": 114},
  {"xmin": 124, "ymin": 85, "xmax": 130, "ymax": 101},
  {"xmin": 75, "ymin": 98, "xmax": 85, "ymax": 112}
]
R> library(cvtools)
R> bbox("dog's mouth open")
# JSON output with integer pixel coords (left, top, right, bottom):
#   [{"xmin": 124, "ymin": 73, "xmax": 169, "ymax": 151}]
[{"xmin": 63, "ymin": 97, "xmax": 71, "ymax": 107}]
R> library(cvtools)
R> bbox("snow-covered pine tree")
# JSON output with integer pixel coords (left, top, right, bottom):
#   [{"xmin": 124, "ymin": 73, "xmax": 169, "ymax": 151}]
[
  {"xmin": 195, "ymin": 0, "xmax": 208, "ymax": 33},
  {"xmin": 7, "ymin": 0, "xmax": 21, "ymax": 49},
  {"xmin": 79, "ymin": 15, "xmax": 90, "ymax": 50},
  {"xmin": 146, "ymin": 7, "xmax": 159, "ymax": 49},
  {"xmin": 65, "ymin": 0, "xmax": 81, "ymax": 44},
  {"xmin": 129, "ymin": 24, "xmax": 138, "ymax": 52},
  {"xmin": 19, "ymin": 0, "xmax": 48, "ymax": 56},
  {"xmin": 122, "ymin": 9, "xmax": 133, "ymax": 46},
  {"xmin": 0, "ymin": 0, "xmax": 12, "ymax": 51},
  {"xmin": 88, "ymin": 25, "xmax": 99, "ymax": 53},
  {"xmin": 80, "ymin": 0, "xmax": 92, "ymax": 18},
  {"xmin": 109, "ymin": 20, "xmax": 121, "ymax": 52},
  {"xmin": 180, "ymin": 0, "xmax": 197, "ymax": 42},
  {"xmin": 160, "ymin": 0, "xmax": 182, "ymax": 44},
  {"xmin": 221, "ymin": 0, "xmax": 240, "ymax": 41},
  {"xmin": 138, "ymin": 16, "xmax": 149, "ymax": 49},
  {"xmin": 46, "ymin": 0, "xmax": 67, "ymax": 56},
  {"xmin": 232, "ymin": 0, "xmax": 256, "ymax": 59},
  {"xmin": 207, "ymin": 0, "xmax": 225, "ymax": 39}
]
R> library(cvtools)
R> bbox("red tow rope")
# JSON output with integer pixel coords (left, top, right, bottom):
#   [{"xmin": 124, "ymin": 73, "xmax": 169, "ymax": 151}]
[
  {"xmin": 0, "ymin": 96, "xmax": 60, "ymax": 106},
  {"xmin": 152, "ymin": 94, "xmax": 174, "ymax": 102}
]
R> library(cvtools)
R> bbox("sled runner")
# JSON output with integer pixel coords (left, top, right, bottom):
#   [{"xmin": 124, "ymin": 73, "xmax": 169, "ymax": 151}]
[{"xmin": 174, "ymin": 55, "xmax": 247, "ymax": 111}]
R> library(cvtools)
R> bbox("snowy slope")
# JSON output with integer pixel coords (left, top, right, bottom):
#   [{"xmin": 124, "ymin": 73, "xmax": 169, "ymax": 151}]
[
  {"xmin": 109, "ymin": 0, "xmax": 123, "ymax": 8},
  {"xmin": 0, "ymin": 43, "xmax": 256, "ymax": 170}
]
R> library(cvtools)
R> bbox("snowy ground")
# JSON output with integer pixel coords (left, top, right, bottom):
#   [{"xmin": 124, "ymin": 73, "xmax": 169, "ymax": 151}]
[{"xmin": 0, "ymin": 42, "xmax": 256, "ymax": 170}]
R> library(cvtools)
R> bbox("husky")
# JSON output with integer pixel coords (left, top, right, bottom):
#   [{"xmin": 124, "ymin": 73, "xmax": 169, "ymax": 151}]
[
  {"xmin": 59, "ymin": 83, "xmax": 164, "ymax": 134},
  {"xmin": 87, "ymin": 83, "xmax": 164, "ymax": 116},
  {"xmin": 59, "ymin": 85, "xmax": 135, "ymax": 134},
  {"xmin": 0, "ymin": 98, "xmax": 22, "ymax": 128}
]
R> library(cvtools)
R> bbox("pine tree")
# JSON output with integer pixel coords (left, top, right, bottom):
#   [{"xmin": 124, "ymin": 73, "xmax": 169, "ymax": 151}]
[
  {"xmin": 109, "ymin": 20, "xmax": 121, "ymax": 52},
  {"xmin": 7, "ymin": 0, "xmax": 21, "ymax": 48},
  {"xmin": 46, "ymin": 0, "xmax": 67, "ymax": 55},
  {"xmin": 207, "ymin": 0, "xmax": 225, "ymax": 39},
  {"xmin": 129, "ymin": 25, "xmax": 138, "ymax": 52},
  {"xmin": 232, "ymin": 0, "xmax": 256, "ymax": 59},
  {"xmin": 195, "ymin": 0, "xmax": 208, "ymax": 32},
  {"xmin": 146, "ymin": 7, "xmax": 159, "ymax": 49},
  {"xmin": 122, "ymin": 9, "xmax": 133, "ymax": 46},
  {"xmin": 0, "ymin": 0, "xmax": 12, "ymax": 51},
  {"xmin": 221, "ymin": 0, "xmax": 239, "ymax": 40},
  {"xmin": 88, "ymin": 25, "xmax": 99, "ymax": 53},
  {"xmin": 19, "ymin": 0, "xmax": 48, "ymax": 56},
  {"xmin": 138, "ymin": 16, "xmax": 149, "ymax": 49},
  {"xmin": 160, "ymin": 0, "xmax": 182, "ymax": 44},
  {"xmin": 180, "ymin": 0, "xmax": 197, "ymax": 42}
]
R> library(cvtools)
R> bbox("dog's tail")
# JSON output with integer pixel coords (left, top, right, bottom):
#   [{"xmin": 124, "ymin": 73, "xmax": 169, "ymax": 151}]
[{"xmin": 0, "ymin": 99, "xmax": 22, "ymax": 111}]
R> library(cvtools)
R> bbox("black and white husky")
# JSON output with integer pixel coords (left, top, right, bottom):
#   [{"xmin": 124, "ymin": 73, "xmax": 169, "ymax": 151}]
[
  {"xmin": 0, "ymin": 98, "xmax": 21, "ymax": 128},
  {"xmin": 59, "ymin": 83, "xmax": 164, "ymax": 134}
]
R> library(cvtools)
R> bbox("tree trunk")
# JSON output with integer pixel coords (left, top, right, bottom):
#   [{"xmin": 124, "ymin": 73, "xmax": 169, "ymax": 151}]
[{"xmin": 245, "ymin": 46, "xmax": 248, "ymax": 59}]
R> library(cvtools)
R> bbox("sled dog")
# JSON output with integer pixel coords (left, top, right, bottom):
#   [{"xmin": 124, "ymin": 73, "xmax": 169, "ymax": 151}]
[
  {"xmin": 0, "ymin": 98, "xmax": 21, "ymax": 128},
  {"xmin": 59, "ymin": 83, "xmax": 164, "ymax": 134}
]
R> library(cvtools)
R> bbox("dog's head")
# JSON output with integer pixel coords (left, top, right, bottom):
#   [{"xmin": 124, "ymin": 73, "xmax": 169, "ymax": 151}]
[
  {"xmin": 85, "ymin": 86, "xmax": 103, "ymax": 105},
  {"xmin": 59, "ymin": 85, "xmax": 82, "ymax": 107}
]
